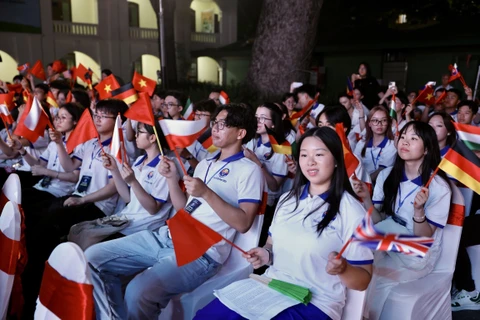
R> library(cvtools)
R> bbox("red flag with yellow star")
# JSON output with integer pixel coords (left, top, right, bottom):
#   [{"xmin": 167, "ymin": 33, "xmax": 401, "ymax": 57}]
[
  {"xmin": 416, "ymin": 83, "xmax": 435, "ymax": 105},
  {"xmin": 132, "ymin": 71, "xmax": 156, "ymax": 96},
  {"xmin": 94, "ymin": 74, "xmax": 120, "ymax": 100}
]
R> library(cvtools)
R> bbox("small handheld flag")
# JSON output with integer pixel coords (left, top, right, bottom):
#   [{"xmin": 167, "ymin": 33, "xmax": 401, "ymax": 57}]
[
  {"xmin": 30, "ymin": 60, "xmax": 46, "ymax": 81},
  {"xmin": 94, "ymin": 74, "xmax": 120, "ymax": 100},
  {"xmin": 132, "ymin": 71, "xmax": 156, "ymax": 97},
  {"xmin": 265, "ymin": 126, "xmax": 292, "ymax": 155}
]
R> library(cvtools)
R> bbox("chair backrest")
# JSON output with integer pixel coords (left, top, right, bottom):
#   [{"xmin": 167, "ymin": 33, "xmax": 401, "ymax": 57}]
[
  {"xmin": 342, "ymin": 289, "xmax": 366, "ymax": 320},
  {"xmin": 34, "ymin": 242, "xmax": 94, "ymax": 320},
  {"xmin": 458, "ymin": 186, "xmax": 473, "ymax": 216},
  {"xmin": 221, "ymin": 214, "xmax": 264, "ymax": 270},
  {"xmin": 433, "ymin": 182, "xmax": 465, "ymax": 274},
  {"xmin": 1, "ymin": 174, "xmax": 21, "ymax": 206},
  {"xmin": 0, "ymin": 202, "xmax": 21, "ymax": 320}
]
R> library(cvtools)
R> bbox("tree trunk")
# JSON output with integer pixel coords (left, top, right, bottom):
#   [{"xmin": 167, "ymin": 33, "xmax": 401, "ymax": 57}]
[{"xmin": 247, "ymin": 0, "xmax": 323, "ymax": 98}]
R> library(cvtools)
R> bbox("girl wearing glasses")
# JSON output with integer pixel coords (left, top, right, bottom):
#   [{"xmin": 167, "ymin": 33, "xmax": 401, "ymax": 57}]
[
  {"xmin": 354, "ymin": 106, "xmax": 397, "ymax": 182},
  {"xmin": 244, "ymin": 103, "xmax": 288, "ymax": 246},
  {"xmin": 10, "ymin": 102, "xmax": 84, "ymax": 227},
  {"xmin": 352, "ymin": 121, "xmax": 451, "ymax": 319}
]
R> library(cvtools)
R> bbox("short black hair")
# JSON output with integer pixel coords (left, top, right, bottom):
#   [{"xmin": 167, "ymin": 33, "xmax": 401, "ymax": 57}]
[
  {"xmin": 95, "ymin": 99, "xmax": 129, "ymax": 122},
  {"xmin": 447, "ymin": 88, "xmax": 463, "ymax": 100},
  {"xmin": 396, "ymin": 91, "xmax": 409, "ymax": 106},
  {"xmin": 153, "ymin": 85, "xmax": 166, "ymax": 99},
  {"xmin": 60, "ymin": 102, "xmax": 85, "ymax": 123},
  {"xmin": 317, "ymin": 105, "xmax": 352, "ymax": 135},
  {"xmin": 49, "ymin": 80, "xmax": 70, "ymax": 91},
  {"xmin": 72, "ymin": 89, "xmax": 90, "ymax": 109},
  {"xmin": 294, "ymin": 84, "xmax": 318, "ymax": 99},
  {"xmin": 194, "ymin": 99, "xmax": 217, "ymax": 114},
  {"xmin": 353, "ymin": 86, "xmax": 365, "ymax": 96},
  {"xmin": 137, "ymin": 120, "xmax": 169, "ymax": 151},
  {"xmin": 13, "ymin": 75, "xmax": 23, "ymax": 83},
  {"xmin": 35, "ymin": 83, "xmax": 50, "ymax": 95},
  {"xmin": 458, "ymin": 100, "xmax": 478, "ymax": 114},
  {"xmin": 101, "ymin": 69, "xmax": 113, "ymax": 76},
  {"xmin": 211, "ymin": 103, "xmax": 256, "ymax": 144},
  {"xmin": 281, "ymin": 92, "xmax": 295, "ymax": 103},
  {"xmin": 165, "ymin": 90, "xmax": 187, "ymax": 107}
]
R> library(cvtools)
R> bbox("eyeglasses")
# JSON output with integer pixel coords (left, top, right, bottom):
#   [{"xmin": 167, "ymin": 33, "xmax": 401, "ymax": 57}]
[
  {"xmin": 93, "ymin": 113, "xmax": 116, "ymax": 120},
  {"xmin": 195, "ymin": 113, "xmax": 211, "ymax": 119},
  {"xmin": 255, "ymin": 116, "xmax": 272, "ymax": 124},
  {"xmin": 370, "ymin": 118, "xmax": 388, "ymax": 126},
  {"xmin": 136, "ymin": 130, "xmax": 149, "ymax": 136},
  {"xmin": 210, "ymin": 120, "xmax": 227, "ymax": 130},
  {"xmin": 161, "ymin": 103, "xmax": 179, "ymax": 109}
]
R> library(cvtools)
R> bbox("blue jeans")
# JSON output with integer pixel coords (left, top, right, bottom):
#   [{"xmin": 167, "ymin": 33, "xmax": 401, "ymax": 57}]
[{"xmin": 85, "ymin": 227, "xmax": 221, "ymax": 320}]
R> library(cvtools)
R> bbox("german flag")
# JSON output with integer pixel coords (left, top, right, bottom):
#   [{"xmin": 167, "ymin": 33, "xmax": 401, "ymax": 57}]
[
  {"xmin": 111, "ymin": 83, "xmax": 138, "ymax": 105},
  {"xmin": 197, "ymin": 127, "xmax": 218, "ymax": 153},
  {"xmin": 266, "ymin": 126, "xmax": 292, "ymax": 155},
  {"xmin": 46, "ymin": 91, "xmax": 59, "ymax": 108},
  {"xmin": 335, "ymin": 123, "xmax": 359, "ymax": 178},
  {"xmin": 439, "ymin": 139, "xmax": 480, "ymax": 194}
]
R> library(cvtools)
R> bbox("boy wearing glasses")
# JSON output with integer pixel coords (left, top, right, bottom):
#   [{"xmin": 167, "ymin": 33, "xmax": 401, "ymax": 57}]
[
  {"xmin": 21, "ymin": 99, "xmax": 128, "ymax": 318},
  {"xmin": 85, "ymin": 103, "xmax": 264, "ymax": 319},
  {"xmin": 164, "ymin": 90, "xmax": 186, "ymax": 120}
]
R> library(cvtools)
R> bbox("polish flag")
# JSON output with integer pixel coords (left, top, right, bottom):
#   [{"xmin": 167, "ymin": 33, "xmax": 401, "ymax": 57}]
[
  {"xmin": 0, "ymin": 104, "xmax": 14, "ymax": 124},
  {"xmin": 14, "ymin": 95, "xmax": 52, "ymax": 142},
  {"xmin": 110, "ymin": 114, "xmax": 127, "ymax": 164},
  {"xmin": 159, "ymin": 118, "xmax": 208, "ymax": 149}
]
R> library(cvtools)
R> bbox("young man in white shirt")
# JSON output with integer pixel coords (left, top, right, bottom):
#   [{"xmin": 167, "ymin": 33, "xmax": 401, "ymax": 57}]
[{"xmin": 85, "ymin": 103, "xmax": 264, "ymax": 319}]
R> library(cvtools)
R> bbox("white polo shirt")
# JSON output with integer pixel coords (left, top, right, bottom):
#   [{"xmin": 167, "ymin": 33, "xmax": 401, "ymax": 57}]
[
  {"xmin": 34, "ymin": 140, "xmax": 79, "ymax": 197},
  {"xmin": 167, "ymin": 151, "xmax": 264, "ymax": 264},
  {"xmin": 254, "ymin": 139, "xmax": 288, "ymax": 206},
  {"xmin": 372, "ymin": 167, "xmax": 451, "ymax": 233},
  {"xmin": 72, "ymin": 138, "xmax": 119, "ymax": 216},
  {"xmin": 354, "ymin": 137, "xmax": 397, "ymax": 175},
  {"xmin": 185, "ymin": 140, "xmax": 221, "ymax": 173},
  {"xmin": 266, "ymin": 184, "xmax": 373, "ymax": 320},
  {"xmin": 119, "ymin": 154, "xmax": 177, "ymax": 235}
]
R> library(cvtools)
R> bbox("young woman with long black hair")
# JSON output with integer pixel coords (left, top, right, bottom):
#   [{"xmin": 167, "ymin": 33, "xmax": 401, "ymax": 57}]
[{"xmin": 195, "ymin": 127, "xmax": 373, "ymax": 320}]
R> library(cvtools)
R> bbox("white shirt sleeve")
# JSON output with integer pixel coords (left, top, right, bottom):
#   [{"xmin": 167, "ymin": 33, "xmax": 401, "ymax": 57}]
[
  {"xmin": 425, "ymin": 177, "xmax": 451, "ymax": 228},
  {"xmin": 237, "ymin": 163, "xmax": 264, "ymax": 204}
]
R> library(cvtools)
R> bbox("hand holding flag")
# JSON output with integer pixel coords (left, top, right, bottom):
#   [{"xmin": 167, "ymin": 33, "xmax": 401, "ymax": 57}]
[{"xmin": 14, "ymin": 95, "xmax": 54, "ymax": 143}]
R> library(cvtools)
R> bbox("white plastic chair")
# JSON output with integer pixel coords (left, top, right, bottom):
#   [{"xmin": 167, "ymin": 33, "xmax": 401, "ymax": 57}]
[
  {"xmin": 160, "ymin": 215, "xmax": 264, "ymax": 320},
  {"xmin": 0, "ymin": 202, "xmax": 21, "ymax": 320},
  {"xmin": 378, "ymin": 183, "xmax": 465, "ymax": 320},
  {"xmin": 34, "ymin": 242, "xmax": 94, "ymax": 320},
  {"xmin": 1, "ymin": 173, "xmax": 22, "ymax": 206},
  {"xmin": 458, "ymin": 187, "xmax": 473, "ymax": 216},
  {"xmin": 466, "ymin": 245, "xmax": 480, "ymax": 292},
  {"xmin": 342, "ymin": 289, "xmax": 366, "ymax": 320}
]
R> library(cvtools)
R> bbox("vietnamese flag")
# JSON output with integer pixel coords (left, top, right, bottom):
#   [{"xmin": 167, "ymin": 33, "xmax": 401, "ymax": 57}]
[
  {"xmin": 416, "ymin": 82, "xmax": 436, "ymax": 105},
  {"xmin": 94, "ymin": 74, "xmax": 120, "ymax": 100},
  {"xmin": 14, "ymin": 95, "xmax": 53, "ymax": 143},
  {"xmin": 167, "ymin": 208, "xmax": 224, "ymax": 266},
  {"xmin": 0, "ymin": 92, "xmax": 15, "ymax": 110},
  {"xmin": 124, "ymin": 92, "xmax": 155, "ymax": 126},
  {"xmin": 159, "ymin": 118, "xmax": 207, "ymax": 149},
  {"xmin": 111, "ymin": 83, "xmax": 138, "ymax": 105},
  {"xmin": 132, "ymin": 71, "xmax": 156, "ymax": 97},
  {"xmin": 75, "ymin": 63, "xmax": 93, "ymax": 83},
  {"xmin": 6, "ymin": 84, "xmax": 23, "ymax": 94},
  {"xmin": 66, "ymin": 109, "xmax": 99, "ymax": 153},
  {"xmin": 65, "ymin": 90, "xmax": 72, "ymax": 103},
  {"xmin": 51, "ymin": 60, "xmax": 66, "ymax": 73},
  {"xmin": 46, "ymin": 91, "xmax": 59, "ymax": 108},
  {"xmin": 335, "ymin": 123, "xmax": 360, "ymax": 179},
  {"xmin": 435, "ymin": 91, "xmax": 447, "ymax": 105},
  {"xmin": 439, "ymin": 139, "xmax": 480, "ymax": 194},
  {"xmin": 30, "ymin": 60, "xmax": 46, "ymax": 81},
  {"xmin": 266, "ymin": 126, "xmax": 292, "ymax": 155}
]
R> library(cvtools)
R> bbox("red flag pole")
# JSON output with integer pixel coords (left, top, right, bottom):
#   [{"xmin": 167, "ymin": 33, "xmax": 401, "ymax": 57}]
[
  {"xmin": 173, "ymin": 148, "xmax": 188, "ymax": 176},
  {"xmin": 335, "ymin": 238, "xmax": 353, "ymax": 259},
  {"xmin": 1, "ymin": 118, "xmax": 13, "ymax": 140},
  {"xmin": 424, "ymin": 166, "xmax": 440, "ymax": 188},
  {"xmin": 222, "ymin": 237, "xmax": 248, "ymax": 255}
]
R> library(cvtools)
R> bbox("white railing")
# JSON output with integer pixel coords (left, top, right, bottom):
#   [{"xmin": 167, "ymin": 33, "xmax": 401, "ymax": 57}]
[
  {"xmin": 191, "ymin": 32, "xmax": 220, "ymax": 44},
  {"xmin": 129, "ymin": 27, "xmax": 159, "ymax": 40},
  {"xmin": 53, "ymin": 21, "xmax": 98, "ymax": 36}
]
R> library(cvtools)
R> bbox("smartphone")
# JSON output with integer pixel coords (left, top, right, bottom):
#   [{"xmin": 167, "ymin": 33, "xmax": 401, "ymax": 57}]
[{"xmin": 388, "ymin": 81, "xmax": 396, "ymax": 89}]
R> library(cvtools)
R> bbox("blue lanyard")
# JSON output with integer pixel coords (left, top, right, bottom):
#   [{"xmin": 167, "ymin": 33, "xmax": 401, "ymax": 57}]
[
  {"xmin": 395, "ymin": 186, "xmax": 420, "ymax": 215},
  {"xmin": 89, "ymin": 141, "xmax": 104, "ymax": 170},
  {"xmin": 203, "ymin": 161, "xmax": 230, "ymax": 186},
  {"xmin": 370, "ymin": 146, "xmax": 383, "ymax": 170}
]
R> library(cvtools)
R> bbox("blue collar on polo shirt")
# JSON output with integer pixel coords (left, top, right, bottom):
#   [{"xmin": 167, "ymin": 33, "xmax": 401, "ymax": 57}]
[
  {"xmin": 450, "ymin": 110, "xmax": 458, "ymax": 116},
  {"xmin": 366, "ymin": 136, "xmax": 389, "ymax": 148},
  {"xmin": 134, "ymin": 154, "xmax": 161, "ymax": 167},
  {"xmin": 440, "ymin": 145, "xmax": 450, "ymax": 157},
  {"xmin": 257, "ymin": 138, "xmax": 271, "ymax": 148},
  {"xmin": 400, "ymin": 170, "xmax": 423, "ymax": 186},
  {"xmin": 311, "ymin": 102, "xmax": 320, "ymax": 110},
  {"xmin": 299, "ymin": 182, "xmax": 329, "ymax": 201},
  {"xmin": 208, "ymin": 150, "xmax": 245, "ymax": 162},
  {"xmin": 100, "ymin": 137, "xmax": 112, "ymax": 146}
]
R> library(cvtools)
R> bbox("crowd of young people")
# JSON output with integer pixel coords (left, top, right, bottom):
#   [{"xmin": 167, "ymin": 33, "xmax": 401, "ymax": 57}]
[{"xmin": 0, "ymin": 60, "xmax": 479, "ymax": 319}]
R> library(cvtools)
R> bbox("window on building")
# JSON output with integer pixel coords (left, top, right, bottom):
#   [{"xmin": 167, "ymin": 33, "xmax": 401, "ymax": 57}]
[
  {"xmin": 128, "ymin": 2, "xmax": 140, "ymax": 28},
  {"xmin": 396, "ymin": 14, "xmax": 407, "ymax": 24},
  {"xmin": 52, "ymin": 0, "xmax": 72, "ymax": 22},
  {"xmin": 214, "ymin": 14, "xmax": 220, "ymax": 33}
]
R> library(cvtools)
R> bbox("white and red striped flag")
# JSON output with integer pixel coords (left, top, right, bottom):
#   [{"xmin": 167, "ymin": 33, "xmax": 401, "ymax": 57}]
[
  {"xmin": 14, "ymin": 95, "xmax": 53, "ymax": 142},
  {"xmin": 0, "ymin": 104, "xmax": 14, "ymax": 124},
  {"xmin": 219, "ymin": 91, "xmax": 230, "ymax": 105},
  {"xmin": 159, "ymin": 118, "xmax": 208, "ymax": 149},
  {"xmin": 110, "ymin": 114, "xmax": 127, "ymax": 164}
]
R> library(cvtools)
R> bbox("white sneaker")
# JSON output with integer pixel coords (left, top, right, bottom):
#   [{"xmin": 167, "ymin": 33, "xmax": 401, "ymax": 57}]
[{"xmin": 451, "ymin": 289, "xmax": 480, "ymax": 311}]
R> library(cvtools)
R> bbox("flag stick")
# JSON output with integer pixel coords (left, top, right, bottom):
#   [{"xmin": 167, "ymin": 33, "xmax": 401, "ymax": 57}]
[
  {"xmin": 173, "ymin": 148, "xmax": 188, "ymax": 176},
  {"xmin": 222, "ymin": 237, "xmax": 248, "ymax": 255},
  {"xmin": 1, "ymin": 118, "xmax": 12, "ymax": 140},
  {"xmin": 152, "ymin": 125, "xmax": 164, "ymax": 157},
  {"xmin": 424, "ymin": 166, "xmax": 440, "ymax": 188},
  {"xmin": 335, "ymin": 238, "xmax": 353, "ymax": 259},
  {"xmin": 459, "ymin": 75, "xmax": 467, "ymax": 88}
]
